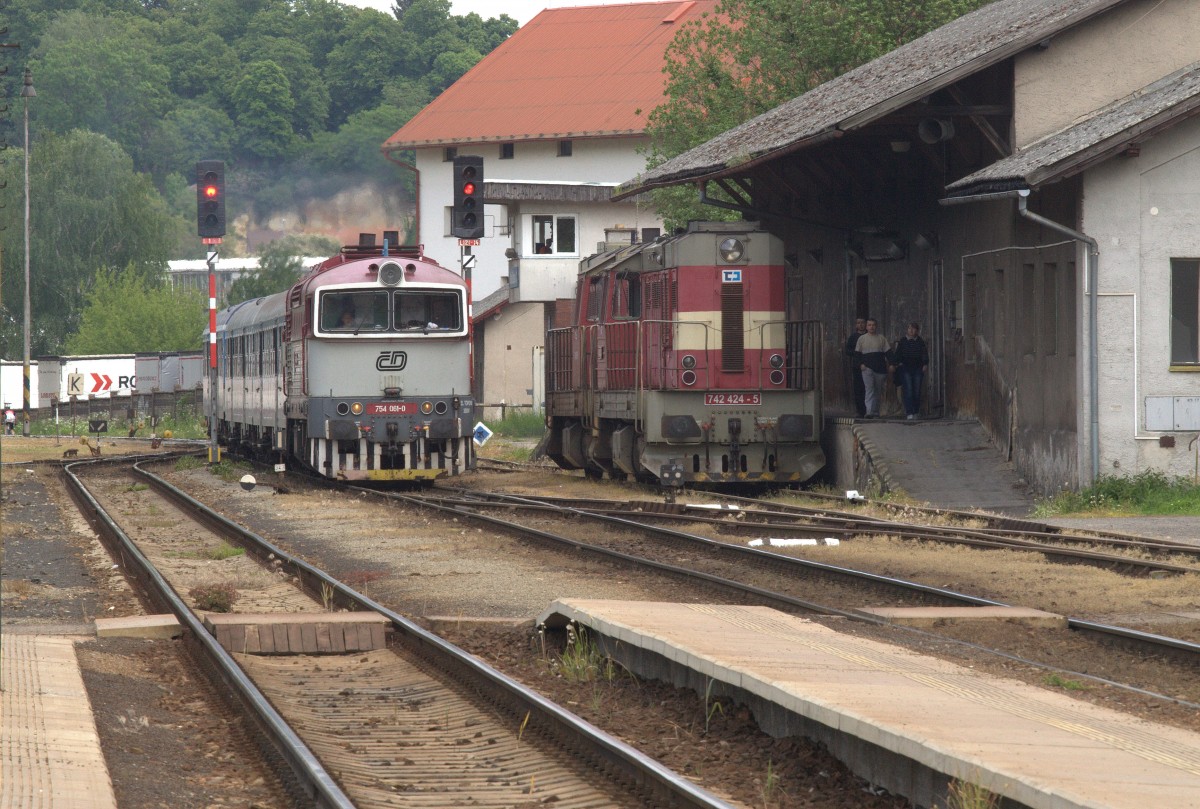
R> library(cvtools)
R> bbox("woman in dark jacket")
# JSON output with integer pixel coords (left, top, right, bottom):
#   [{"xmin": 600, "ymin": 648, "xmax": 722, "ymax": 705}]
[{"xmin": 892, "ymin": 321, "xmax": 929, "ymax": 420}]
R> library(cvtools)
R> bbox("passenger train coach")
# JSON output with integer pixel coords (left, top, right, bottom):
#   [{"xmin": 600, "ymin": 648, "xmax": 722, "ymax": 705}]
[
  {"xmin": 544, "ymin": 221, "xmax": 825, "ymax": 486},
  {"xmin": 207, "ymin": 239, "xmax": 476, "ymax": 481}
]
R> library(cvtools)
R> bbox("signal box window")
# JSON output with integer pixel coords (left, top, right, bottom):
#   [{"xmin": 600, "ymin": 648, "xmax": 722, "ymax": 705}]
[
  {"xmin": 322, "ymin": 291, "xmax": 388, "ymax": 332},
  {"xmin": 443, "ymin": 146, "xmax": 457, "ymax": 162},
  {"xmin": 500, "ymin": 142, "xmax": 514, "ymax": 159},
  {"xmin": 1171, "ymin": 258, "xmax": 1200, "ymax": 365},
  {"xmin": 558, "ymin": 140, "xmax": 572, "ymax": 157},
  {"xmin": 526, "ymin": 214, "xmax": 578, "ymax": 257}
]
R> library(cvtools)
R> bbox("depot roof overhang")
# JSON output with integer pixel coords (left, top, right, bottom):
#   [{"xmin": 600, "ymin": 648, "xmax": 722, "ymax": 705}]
[{"xmin": 612, "ymin": 0, "xmax": 1126, "ymax": 201}]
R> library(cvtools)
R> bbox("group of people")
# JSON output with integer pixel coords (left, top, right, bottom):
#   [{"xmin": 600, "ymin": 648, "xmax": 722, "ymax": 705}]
[{"xmin": 845, "ymin": 317, "xmax": 929, "ymax": 420}]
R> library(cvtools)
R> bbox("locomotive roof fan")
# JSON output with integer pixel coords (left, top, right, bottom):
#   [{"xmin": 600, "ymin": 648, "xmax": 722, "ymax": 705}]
[{"xmin": 378, "ymin": 260, "xmax": 404, "ymax": 286}]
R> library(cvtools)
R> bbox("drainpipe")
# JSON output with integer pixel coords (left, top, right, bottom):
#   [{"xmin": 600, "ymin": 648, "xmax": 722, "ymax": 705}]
[
  {"xmin": 1014, "ymin": 190, "xmax": 1100, "ymax": 484},
  {"xmin": 939, "ymin": 188, "xmax": 1100, "ymax": 483},
  {"xmin": 384, "ymin": 149, "xmax": 419, "ymax": 245}
]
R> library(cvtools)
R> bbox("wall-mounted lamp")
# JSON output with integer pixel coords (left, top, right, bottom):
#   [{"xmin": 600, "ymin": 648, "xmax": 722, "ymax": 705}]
[
  {"xmin": 912, "ymin": 232, "xmax": 938, "ymax": 250},
  {"xmin": 504, "ymin": 247, "xmax": 518, "ymax": 260}
]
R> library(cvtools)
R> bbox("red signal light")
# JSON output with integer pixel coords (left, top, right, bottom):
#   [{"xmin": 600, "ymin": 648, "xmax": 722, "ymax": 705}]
[
  {"xmin": 203, "ymin": 184, "xmax": 219, "ymax": 198},
  {"xmin": 462, "ymin": 181, "xmax": 475, "ymax": 195}
]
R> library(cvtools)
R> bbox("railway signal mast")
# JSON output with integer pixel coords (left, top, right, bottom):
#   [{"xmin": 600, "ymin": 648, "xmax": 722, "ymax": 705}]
[{"xmin": 196, "ymin": 160, "xmax": 225, "ymax": 465}]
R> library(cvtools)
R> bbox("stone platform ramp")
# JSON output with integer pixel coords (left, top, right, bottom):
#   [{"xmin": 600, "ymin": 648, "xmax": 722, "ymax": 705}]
[{"xmin": 854, "ymin": 418, "xmax": 1038, "ymax": 516}]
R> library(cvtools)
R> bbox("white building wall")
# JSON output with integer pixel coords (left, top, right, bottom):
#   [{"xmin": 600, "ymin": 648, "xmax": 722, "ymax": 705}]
[
  {"xmin": 413, "ymin": 137, "xmax": 659, "ymax": 301},
  {"xmin": 1083, "ymin": 111, "xmax": 1200, "ymax": 478},
  {"xmin": 1013, "ymin": 0, "xmax": 1200, "ymax": 148}
]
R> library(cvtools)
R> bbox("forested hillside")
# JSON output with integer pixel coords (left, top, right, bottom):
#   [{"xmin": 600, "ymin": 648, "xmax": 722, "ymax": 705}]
[{"xmin": 0, "ymin": 0, "xmax": 515, "ymax": 355}]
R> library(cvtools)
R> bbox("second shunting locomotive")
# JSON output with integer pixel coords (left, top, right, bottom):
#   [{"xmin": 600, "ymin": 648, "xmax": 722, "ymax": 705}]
[
  {"xmin": 208, "ymin": 237, "xmax": 476, "ymax": 481},
  {"xmin": 544, "ymin": 221, "xmax": 825, "ymax": 485}
]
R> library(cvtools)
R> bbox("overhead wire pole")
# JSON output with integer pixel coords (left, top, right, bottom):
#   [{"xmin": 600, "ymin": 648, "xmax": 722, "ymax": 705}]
[{"xmin": 20, "ymin": 68, "xmax": 34, "ymax": 436}]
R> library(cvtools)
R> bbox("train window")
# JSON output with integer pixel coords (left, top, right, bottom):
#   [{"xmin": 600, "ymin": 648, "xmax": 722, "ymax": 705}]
[
  {"xmin": 395, "ymin": 290, "xmax": 462, "ymax": 331},
  {"xmin": 321, "ymin": 291, "xmax": 388, "ymax": 333}
]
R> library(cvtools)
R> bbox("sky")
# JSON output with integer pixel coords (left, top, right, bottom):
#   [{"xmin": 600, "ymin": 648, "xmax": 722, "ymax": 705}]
[{"xmin": 344, "ymin": 0, "xmax": 637, "ymax": 27}]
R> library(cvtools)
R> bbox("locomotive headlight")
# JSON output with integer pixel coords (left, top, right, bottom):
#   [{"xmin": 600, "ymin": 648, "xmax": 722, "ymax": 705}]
[
  {"xmin": 350, "ymin": 402, "xmax": 364, "ymax": 416},
  {"xmin": 769, "ymin": 354, "xmax": 784, "ymax": 369},
  {"xmin": 719, "ymin": 238, "xmax": 744, "ymax": 263},
  {"xmin": 681, "ymin": 354, "xmax": 697, "ymax": 370},
  {"xmin": 421, "ymin": 401, "xmax": 433, "ymax": 414}
]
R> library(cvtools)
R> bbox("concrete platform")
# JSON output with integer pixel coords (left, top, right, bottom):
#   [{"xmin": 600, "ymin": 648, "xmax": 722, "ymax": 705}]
[
  {"xmin": 95, "ymin": 613, "xmax": 182, "ymax": 640},
  {"xmin": 1, "ymin": 634, "xmax": 117, "ymax": 809},
  {"xmin": 538, "ymin": 599, "xmax": 1200, "ymax": 809}
]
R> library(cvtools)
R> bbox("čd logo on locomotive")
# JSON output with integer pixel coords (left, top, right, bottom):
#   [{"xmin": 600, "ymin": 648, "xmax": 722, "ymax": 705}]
[{"xmin": 376, "ymin": 351, "xmax": 408, "ymax": 371}]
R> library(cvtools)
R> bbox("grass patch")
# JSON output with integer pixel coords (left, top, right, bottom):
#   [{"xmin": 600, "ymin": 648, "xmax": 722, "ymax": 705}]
[
  {"xmin": 1034, "ymin": 470, "xmax": 1200, "ymax": 516},
  {"xmin": 208, "ymin": 459, "xmax": 255, "ymax": 483},
  {"xmin": 1043, "ymin": 672, "xmax": 1087, "ymax": 691},
  {"xmin": 206, "ymin": 542, "xmax": 245, "ymax": 560},
  {"xmin": 175, "ymin": 455, "xmax": 206, "ymax": 471},
  {"xmin": 555, "ymin": 623, "xmax": 616, "ymax": 683},
  {"xmin": 189, "ymin": 582, "xmax": 239, "ymax": 612},
  {"xmin": 942, "ymin": 777, "xmax": 1000, "ymax": 809},
  {"xmin": 491, "ymin": 409, "xmax": 545, "ymax": 439}
]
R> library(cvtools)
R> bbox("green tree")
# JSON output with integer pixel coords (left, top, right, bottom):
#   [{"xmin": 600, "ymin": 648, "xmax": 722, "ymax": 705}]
[
  {"xmin": 0, "ymin": 130, "xmax": 183, "ymax": 355},
  {"xmin": 67, "ymin": 269, "xmax": 207, "ymax": 354},
  {"xmin": 226, "ymin": 235, "xmax": 339, "ymax": 305},
  {"xmin": 231, "ymin": 60, "xmax": 297, "ymax": 162},
  {"xmin": 645, "ymin": 0, "xmax": 993, "ymax": 228},
  {"xmin": 32, "ymin": 10, "xmax": 173, "ymax": 171}
]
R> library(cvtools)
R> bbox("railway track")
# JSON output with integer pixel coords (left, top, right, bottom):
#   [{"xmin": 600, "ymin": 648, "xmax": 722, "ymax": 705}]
[
  {"xmin": 64, "ymin": 456, "xmax": 737, "ymax": 809},
  {"xmin": 396, "ymin": 486, "xmax": 1200, "ymax": 676}
]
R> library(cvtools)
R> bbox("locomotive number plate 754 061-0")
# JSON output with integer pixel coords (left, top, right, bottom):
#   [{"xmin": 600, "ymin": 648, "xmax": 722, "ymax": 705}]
[
  {"xmin": 704, "ymin": 393, "xmax": 761, "ymax": 406},
  {"xmin": 367, "ymin": 402, "xmax": 417, "ymax": 415}
]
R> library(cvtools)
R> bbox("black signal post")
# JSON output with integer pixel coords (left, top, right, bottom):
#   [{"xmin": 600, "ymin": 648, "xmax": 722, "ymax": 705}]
[
  {"xmin": 196, "ymin": 160, "xmax": 225, "ymax": 465},
  {"xmin": 451, "ymin": 155, "xmax": 483, "ymax": 239}
]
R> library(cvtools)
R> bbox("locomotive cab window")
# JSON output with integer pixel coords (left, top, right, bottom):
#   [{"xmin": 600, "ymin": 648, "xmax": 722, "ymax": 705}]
[
  {"xmin": 396, "ymin": 290, "xmax": 462, "ymax": 331},
  {"xmin": 322, "ymin": 291, "xmax": 388, "ymax": 332},
  {"xmin": 611, "ymin": 273, "xmax": 641, "ymax": 320}
]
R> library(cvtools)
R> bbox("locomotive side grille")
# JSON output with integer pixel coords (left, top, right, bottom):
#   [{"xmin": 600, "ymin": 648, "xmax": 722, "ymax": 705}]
[{"xmin": 721, "ymin": 283, "xmax": 744, "ymax": 372}]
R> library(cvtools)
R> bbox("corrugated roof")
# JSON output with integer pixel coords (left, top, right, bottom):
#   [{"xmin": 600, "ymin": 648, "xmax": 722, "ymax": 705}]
[
  {"xmin": 383, "ymin": 0, "xmax": 719, "ymax": 150},
  {"xmin": 613, "ymin": 0, "xmax": 1127, "ymax": 198},
  {"xmin": 946, "ymin": 62, "xmax": 1200, "ymax": 195}
]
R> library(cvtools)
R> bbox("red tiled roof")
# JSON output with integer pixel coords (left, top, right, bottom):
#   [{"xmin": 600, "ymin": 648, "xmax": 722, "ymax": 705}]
[{"xmin": 383, "ymin": 0, "xmax": 719, "ymax": 149}]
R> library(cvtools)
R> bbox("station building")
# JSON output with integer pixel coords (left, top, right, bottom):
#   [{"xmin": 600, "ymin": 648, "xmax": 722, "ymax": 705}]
[{"xmin": 618, "ymin": 0, "xmax": 1200, "ymax": 494}]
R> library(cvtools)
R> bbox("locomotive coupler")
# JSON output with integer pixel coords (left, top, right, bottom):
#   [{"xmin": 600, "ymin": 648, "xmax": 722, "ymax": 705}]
[{"xmin": 727, "ymin": 417, "xmax": 742, "ymax": 463}]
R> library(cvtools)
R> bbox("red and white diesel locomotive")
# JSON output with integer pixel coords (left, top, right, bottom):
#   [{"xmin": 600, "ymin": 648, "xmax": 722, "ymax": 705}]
[
  {"xmin": 208, "ymin": 237, "xmax": 476, "ymax": 481},
  {"xmin": 544, "ymin": 221, "xmax": 824, "ymax": 485}
]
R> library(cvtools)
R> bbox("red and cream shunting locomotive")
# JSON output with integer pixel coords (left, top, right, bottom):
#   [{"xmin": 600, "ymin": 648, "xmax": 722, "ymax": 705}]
[
  {"xmin": 209, "ymin": 239, "xmax": 476, "ymax": 481},
  {"xmin": 544, "ymin": 221, "xmax": 825, "ymax": 485}
]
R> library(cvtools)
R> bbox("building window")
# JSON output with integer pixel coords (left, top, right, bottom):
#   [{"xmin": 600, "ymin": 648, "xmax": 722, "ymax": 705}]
[
  {"xmin": 557, "ymin": 140, "xmax": 572, "ymax": 157},
  {"xmin": 1171, "ymin": 258, "xmax": 1200, "ymax": 364},
  {"xmin": 500, "ymin": 142, "xmax": 514, "ymax": 159},
  {"xmin": 525, "ymin": 214, "xmax": 578, "ymax": 256},
  {"xmin": 443, "ymin": 146, "xmax": 457, "ymax": 162}
]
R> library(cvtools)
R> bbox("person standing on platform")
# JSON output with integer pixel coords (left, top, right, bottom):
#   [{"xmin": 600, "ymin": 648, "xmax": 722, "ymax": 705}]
[
  {"xmin": 3, "ymin": 404, "xmax": 15, "ymax": 435},
  {"xmin": 855, "ymin": 318, "xmax": 891, "ymax": 418},
  {"xmin": 844, "ymin": 317, "xmax": 867, "ymax": 417},
  {"xmin": 893, "ymin": 321, "xmax": 929, "ymax": 420}
]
